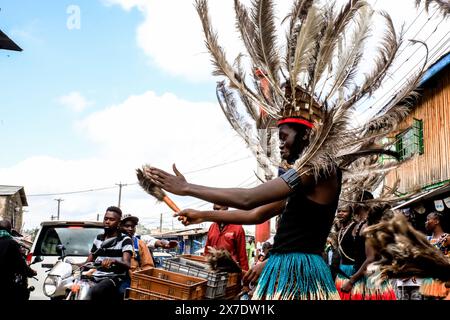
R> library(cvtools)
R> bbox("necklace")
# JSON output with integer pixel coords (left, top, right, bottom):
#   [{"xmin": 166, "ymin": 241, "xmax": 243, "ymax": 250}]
[{"xmin": 337, "ymin": 221, "xmax": 356, "ymax": 262}]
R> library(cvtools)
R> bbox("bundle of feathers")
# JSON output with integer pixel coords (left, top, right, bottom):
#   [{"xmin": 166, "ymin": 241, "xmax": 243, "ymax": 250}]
[
  {"xmin": 416, "ymin": 0, "xmax": 450, "ymax": 16},
  {"xmin": 206, "ymin": 247, "xmax": 242, "ymax": 274},
  {"xmin": 195, "ymin": 0, "xmax": 430, "ymax": 184},
  {"xmin": 364, "ymin": 213, "xmax": 450, "ymax": 282},
  {"xmin": 136, "ymin": 165, "xmax": 166, "ymax": 202}
]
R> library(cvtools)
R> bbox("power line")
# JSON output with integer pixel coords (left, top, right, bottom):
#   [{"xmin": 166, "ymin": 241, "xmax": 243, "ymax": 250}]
[
  {"xmin": 357, "ymin": 27, "xmax": 450, "ymax": 117},
  {"xmin": 363, "ymin": 33, "xmax": 450, "ymax": 115},
  {"xmin": 354, "ymin": 9, "xmax": 445, "ymax": 114},
  {"xmin": 28, "ymin": 185, "xmax": 118, "ymax": 197},
  {"xmin": 183, "ymin": 156, "xmax": 252, "ymax": 175},
  {"xmin": 26, "ymin": 156, "xmax": 253, "ymax": 197}
]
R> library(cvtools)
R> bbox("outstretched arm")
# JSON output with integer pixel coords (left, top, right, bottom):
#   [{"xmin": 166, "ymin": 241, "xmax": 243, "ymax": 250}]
[
  {"xmin": 147, "ymin": 164, "xmax": 313, "ymax": 210},
  {"xmin": 175, "ymin": 200, "xmax": 285, "ymax": 226}
]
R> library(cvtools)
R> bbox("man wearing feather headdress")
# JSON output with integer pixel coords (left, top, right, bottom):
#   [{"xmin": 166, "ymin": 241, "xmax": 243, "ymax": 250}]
[
  {"xmin": 143, "ymin": 0, "xmax": 430, "ymax": 299},
  {"xmin": 147, "ymin": 93, "xmax": 343, "ymax": 299}
]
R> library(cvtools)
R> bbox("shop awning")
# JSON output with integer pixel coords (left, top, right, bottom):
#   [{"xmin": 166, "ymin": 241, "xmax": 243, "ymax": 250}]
[{"xmin": 393, "ymin": 183, "xmax": 450, "ymax": 210}]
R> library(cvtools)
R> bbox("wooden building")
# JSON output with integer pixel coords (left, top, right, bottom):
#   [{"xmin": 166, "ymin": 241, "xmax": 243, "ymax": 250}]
[
  {"xmin": 385, "ymin": 52, "xmax": 450, "ymax": 231},
  {"xmin": 0, "ymin": 185, "xmax": 29, "ymax": 232}
]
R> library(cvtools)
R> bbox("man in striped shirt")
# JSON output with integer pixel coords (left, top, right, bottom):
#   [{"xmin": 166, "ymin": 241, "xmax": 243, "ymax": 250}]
[{"xmin": 85, "ymin": 206, "xmax": 132, "ymax": 301}]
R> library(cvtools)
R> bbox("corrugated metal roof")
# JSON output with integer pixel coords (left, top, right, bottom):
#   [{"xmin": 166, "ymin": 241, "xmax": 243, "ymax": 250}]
[
  {"xmin": 0, "ymin": 185, "xmax": 23, "ymax": 195},
  {"xmin": 376, "ymin": 51, "xmax": 450, "ymax": 116},
  {"xmin": 392, "ymin": 182, "xmax": 450, "ymax": 210},
  {"xmin": 419, "ymin": 51, "xmax": 450, "ymax": 86},
  {"xmin": 152, "ymin": 227, "xmax": 209, "ymax": 238},
  {"xmin": 0, "ymin": 185, "xmax": 28, "ymax": 206}
]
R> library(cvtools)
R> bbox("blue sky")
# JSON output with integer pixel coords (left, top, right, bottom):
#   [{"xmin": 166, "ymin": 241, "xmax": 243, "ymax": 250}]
[
  {"xmin": 0, "ymin": 0, "xmax": 448, "ymax": 230},
  {"xmin": 0, "ymin": 0, "xmax": 256, "ymax": 229},
  {"xmin": 0, "ymin": 0, "xmax": 217, "ymax": 167}
]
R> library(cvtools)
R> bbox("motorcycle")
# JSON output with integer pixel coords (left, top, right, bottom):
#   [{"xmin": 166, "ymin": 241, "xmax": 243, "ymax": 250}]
[
  {"xmin": 44, "ymin": 244, "xmax": 115, "ymax": 300},
  {"xmin": 64, "ymin": 263, "xmax": 97, "ymax": 300},
  {"xmin": 42, "ymin": 245, "xmax": 78, "ymax": 299}
]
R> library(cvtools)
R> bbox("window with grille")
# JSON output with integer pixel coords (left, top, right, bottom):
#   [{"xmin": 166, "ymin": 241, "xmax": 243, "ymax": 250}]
[{"xmin": 396, "ymin": 119, "xmax": 424, "ymax": 160}]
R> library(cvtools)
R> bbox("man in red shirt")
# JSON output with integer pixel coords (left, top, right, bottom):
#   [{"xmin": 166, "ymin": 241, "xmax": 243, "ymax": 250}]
[{"xmin": 204, "ymin": 204, "xmax": 249, "ymax": 271}]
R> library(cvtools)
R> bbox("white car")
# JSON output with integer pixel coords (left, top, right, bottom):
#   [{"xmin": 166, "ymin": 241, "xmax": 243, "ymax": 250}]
[{"xmin": 27, "ymin": 221, "xmax": 104, "ymax": 300}]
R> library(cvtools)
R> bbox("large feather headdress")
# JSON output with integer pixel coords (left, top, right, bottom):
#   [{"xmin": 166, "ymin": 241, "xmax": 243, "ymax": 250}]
[{"xmin": 196, "ymin": 0, "xmax": 429, "ymax": 180}]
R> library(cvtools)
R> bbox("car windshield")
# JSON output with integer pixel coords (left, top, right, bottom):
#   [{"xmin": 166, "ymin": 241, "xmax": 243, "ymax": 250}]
[{"xmin": 35, "ymin": 226, "xmax": 103, "ymax": 256}]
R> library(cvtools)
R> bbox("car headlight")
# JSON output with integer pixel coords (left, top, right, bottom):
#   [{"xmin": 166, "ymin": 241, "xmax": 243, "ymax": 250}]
[{"xmin": 43, "ymin": 275, "xmax": 60, "ymax": 297}]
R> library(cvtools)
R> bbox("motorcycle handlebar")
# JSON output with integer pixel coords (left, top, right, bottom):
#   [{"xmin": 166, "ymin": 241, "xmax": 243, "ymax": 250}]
[{"xmin": 81, "ymin": 261, "xmax": 101, "ymax": 269}]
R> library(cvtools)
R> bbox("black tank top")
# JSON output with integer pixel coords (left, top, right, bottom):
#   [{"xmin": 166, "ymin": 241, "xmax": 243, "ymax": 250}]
[
  {"xmin": 271, "ymin": 170, "xmax": 342, "ymax": 254},
  {"xmin": 353, "ymin": 221, "xmax": 367, "ymax": 270}
]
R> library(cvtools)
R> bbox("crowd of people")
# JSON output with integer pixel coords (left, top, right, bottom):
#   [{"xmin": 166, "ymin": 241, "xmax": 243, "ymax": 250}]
[{"xmin": 2, "ymin": 0, "xmax": 450, "ymax": 302}]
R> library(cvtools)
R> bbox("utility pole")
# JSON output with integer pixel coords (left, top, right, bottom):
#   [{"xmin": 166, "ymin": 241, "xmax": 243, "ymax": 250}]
[
  {"xmin": 96, "ymin": 213, "xmax": 100, "ymax": 221},
  {"xmin": 160, "ymin": 213, "xmax": 163, "ymax": 233},
  {"xmin": 116, "ymin": 182, "xmax": 128, "ymax": 208},
  {"xmin": 54, "ymin": 198, "xmax": 64, "ymax": 221}
]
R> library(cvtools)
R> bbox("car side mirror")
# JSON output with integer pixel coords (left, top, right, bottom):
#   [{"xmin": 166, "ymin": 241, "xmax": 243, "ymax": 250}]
[{"xmin": 31, "ymin": 255, "xmax": 43, "ymax": 265}]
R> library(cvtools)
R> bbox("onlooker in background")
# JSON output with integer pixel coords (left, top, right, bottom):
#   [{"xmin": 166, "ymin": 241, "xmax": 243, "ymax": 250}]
[
  {"xmin": 120, "ymin": 214, "xmax": 154, "ymax": 273},
  {"xmin": 246, "ymin": 237, "xmax": 256, "ymax": 269},
  {"xmin": 420, "ymin": 212, "xmax": 450, "ymax": 299},
  {"xmin": 0, "ymin": 219, "xmax": 37, "ymax": 301},
  {"xmin": 262, "ymin": 241, "xmax": 272, "ymax": 258},
  {"xmin": 340, "ymin": 194, "xmax": 397, "ymax": 300},
  {"xmin": 204, "ymin": 204, "xmax": 249, "ymax": 271}
]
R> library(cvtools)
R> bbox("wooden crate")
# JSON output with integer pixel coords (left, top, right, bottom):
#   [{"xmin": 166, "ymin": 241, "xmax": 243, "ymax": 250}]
[
  {"xmin": 163, "ymin": 257, "xmax": 228, "ymax": 299},
  {"xmin": 125, "ymin": 288, "xmax": 178, "ymax": 300},
  {"xmin": 180, "ymin": 254, "xmax": 208, "ymax": 263},
  {"xmin": 227, "ymin": 272, "xmax": 241, "ymax": 287},
  {"xmin": 224, "ymin": 284, "xmax": 242, "ymax": 300},
  {"xmin": 130, "ymin": 268, "xmax": 207, "ymax": 300}
]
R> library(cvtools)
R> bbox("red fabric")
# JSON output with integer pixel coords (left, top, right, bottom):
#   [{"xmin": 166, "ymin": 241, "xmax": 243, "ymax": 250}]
[
  {"xmin": 277, "ymin": 118, "xmax": 314, "ymax": 128},
  {"xmin": 204, "ymin": 223, "xmax": 249, "ymax": 271}
]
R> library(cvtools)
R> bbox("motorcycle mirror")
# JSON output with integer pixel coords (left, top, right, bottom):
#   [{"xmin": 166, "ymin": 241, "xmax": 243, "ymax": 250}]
[
  {"xmin": 56, "ymin": 244, "xmax": 66, "ymax": 260},
  {"xmin": 31, "ymin": 255, "xmax": 43, "ymax": 265}
]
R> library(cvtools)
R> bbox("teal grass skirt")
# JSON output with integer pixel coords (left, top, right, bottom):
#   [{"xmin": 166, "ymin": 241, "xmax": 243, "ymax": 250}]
[{"xmin": 253, "ymin": 252, "xmax": 340, "ymax": 300}]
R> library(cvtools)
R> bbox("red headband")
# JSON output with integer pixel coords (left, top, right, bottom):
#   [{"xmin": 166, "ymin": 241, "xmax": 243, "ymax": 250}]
[{"xmin": 277, "ymin": 118, "xmax": 314, "ymax": 128}]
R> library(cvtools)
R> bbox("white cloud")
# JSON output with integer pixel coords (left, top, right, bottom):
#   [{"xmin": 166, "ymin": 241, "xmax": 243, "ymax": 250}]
[
  {"xmin": 102, "ymin": 0, "xmax": 449, "ymax": 95},
  {"xmin": 1, "ymin": 91, "xmax": 257, "ymax": 229},
  {"xmin": 58, "ymin": 91, "xmax": 93, "ymax": 112},
  {"xmin": 6, "ymin": 0, "xmax": 449, "ymax": 233},
  {"xmin": 102, "ymin": 0, "xmax": 292, "ymax": 82}
]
